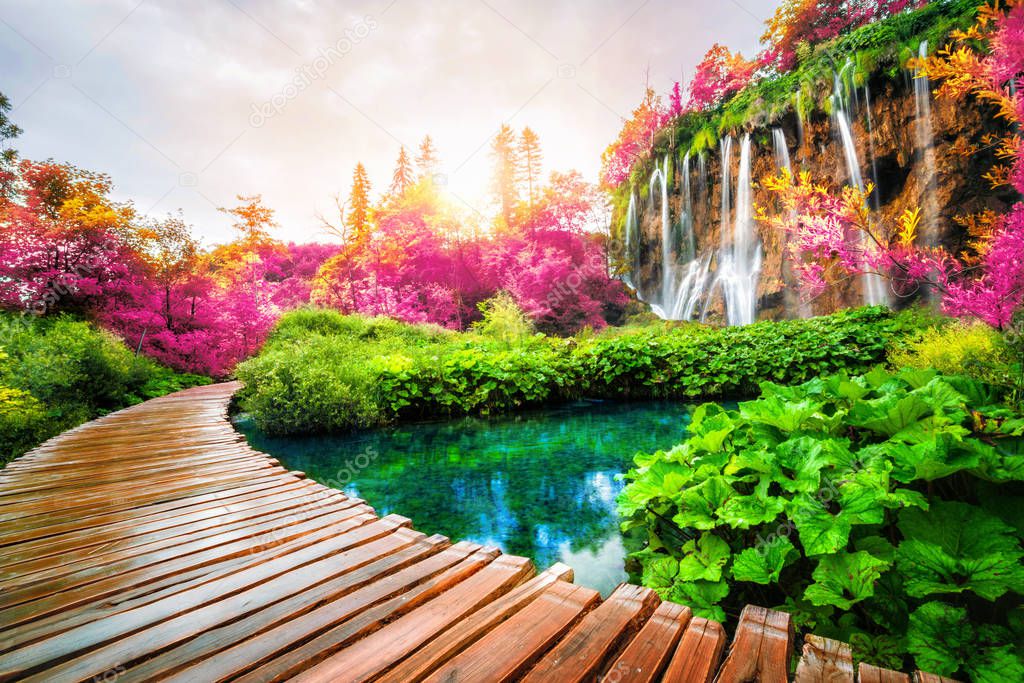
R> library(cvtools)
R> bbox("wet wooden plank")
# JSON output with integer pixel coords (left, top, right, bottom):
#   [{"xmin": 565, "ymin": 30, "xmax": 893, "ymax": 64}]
[
  {"xmin": 0, "ymin": 504, "xmax": 376, "ymax": 623},
  {"xmin": 0, "ymin": 488, "xmax": 353, "ymax": 584},
  {"xmin": 0, "ymin": 479, "xmax": 325, "ymax": 568},
  {"xmin": 226, "ymin": 548, "xmax": 504, "ymax": 683},
  {"xmin": 521, "ymin": 583, "xmax": 660, "ymax": 683},
  {"xmin": 1, "ymin": 519, "xmax": 421, "ymax": 682},
  {"xmin": 604, "ymin": 601, "xmax": 692, "ymax": 683},
  {"xmin": 913, "ymin": 672, "xmax": 961, "ymax": 683},
  {"xmin": 794, "ymin": 634, "xmax": 854, "ymax": 682},
  {"xmin": 714, "ymin": 605, "xmax": 792, "ymax": 683},
  {"xmin": 115, "ymin": 536, "xmax": 456, "ymax": 682},
  {"xmin": 375, "ymin": 563, "xmax": 575, "ymax": 683},
  {"xmin": 0, "ymin": 474, "xmax": 293, "ymax": 547},
  {"xmin": 857, "ymin": 663, "xmax": 911, "ymax": 683},
  {"xmin": 419, "ymin": 581, "xmax": 602, "ymax": 683},
  {"xmin": 290, "ymin": 554, "xmax": 535, "ymax": 683},
  {"xmin": 662, "ymin": 616, "xmax": 726, "ymax": 683}
]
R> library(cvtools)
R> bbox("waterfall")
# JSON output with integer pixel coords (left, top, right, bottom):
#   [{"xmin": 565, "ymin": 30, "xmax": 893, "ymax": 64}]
[
  {"xmin": 772, "ymin": 128, "xmax": 792, "ymax": 174},
  {"xmin": 624, "ymin": 192, "xmax": 640, "ymax": 293},
  {"xmin": 718, "ymin": 134, "xmax": 762, "ymax": 326},
  {"xmin": 647, "ymin": 153, "xmax": 710, "ymax": 321},
  {"xmin": 914, "ymin": 40, "xmax": 939, "ymax": 247},
  {"xmin": 647, "ymin": 156, "xmax": 673, "ymax": 313},
  {"xmin": 864, "ymin": 82, "xmax": 882, "ymax": 212},
  {"xmin": 833, "ymin": 73, "xmax": 889, "ymax": 306},
  {"xmin": 719, "ymin": 137, "xmax": 733, "ymax": 252}
]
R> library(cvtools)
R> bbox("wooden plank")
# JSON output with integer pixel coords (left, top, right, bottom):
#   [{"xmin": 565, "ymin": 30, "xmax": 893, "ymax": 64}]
[
  {"xmin": 858, "ymin": 663, "xmax": 911, "ymax": 683},
  {"xmin": 662, "ymin": 616, "xmax": 726, "ymax": 683},
  {"xmin": 604, "ymin": 601, "xmax": 692, "ymax": 683},
  {"xmin": 0, "ymin": 479, "xmax": 325, "ymax": 568},
  {"xmin": 186, "ymin": 547, "xmax": 504, "ymax": 683},
  {"xmin": 0, "ymin": 518, "xmax": 420, "ymax": 681},
  {"xmin": 520, "ymin": 583, "xmax": 660, "ymax": 683},
  {"xmin": 713, "ymin": 605, "xmax": 792, "ymax": 683},
  {"xmin": 0, "ymin": 502, "xmax": 373, "ymax": 618},
  {"xmin": 0, "ymin": 506, "xmax": 379, "ymax": 636},
  {"xmin": 374, "ymin": 563, "xmax": 575, "ymax": 683},
  {"xmin": 913, "ymin": 673, "xmax": 961, "ymax": 683},
  {"xmin": 795, "ymin": 634, "xmax": 854, "ymax": 683},
  {"xmin": 0, "ymin": 506, "xmax": 379, "ymax": 653},
  {"xmin": 290, "ymin": 554, "xmax": 535, "ymax": 683},
  {"xmin": 0, "ymin": 458, "xmax": 278, "ymax": 516},
  {"xmin": 114, "ymin": 536, "xmax": 458, "ymax": 682},
  {"xmin": 0, "ymin": 470, "xmax": 290, "ymax": 538},
  {"xmin": 0, "ymin": 487, "xmax": 352, "ymax": 584},
  {"xmin": 0, "ymin": 474, "xmax": 293, "ymax": 547},
  {"xmin": 419, "ymin": 581, "xmax": 602, "ymax": 683}
]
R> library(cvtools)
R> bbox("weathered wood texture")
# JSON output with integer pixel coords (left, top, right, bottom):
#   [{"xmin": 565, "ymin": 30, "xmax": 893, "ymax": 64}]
[{"xmin": 0, "ymin": 383, "xmax": 961, "ymax": 681}]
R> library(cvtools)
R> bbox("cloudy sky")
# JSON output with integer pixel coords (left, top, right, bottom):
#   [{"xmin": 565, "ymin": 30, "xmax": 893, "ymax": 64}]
[{"xmin": 0, "ymin": 0, "xmax": 779, "ymax": 245}]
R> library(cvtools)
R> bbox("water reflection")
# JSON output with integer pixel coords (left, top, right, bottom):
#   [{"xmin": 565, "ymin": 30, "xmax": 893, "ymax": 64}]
[{"xmin": 235, "ymin": 400, "xmax": 694, "ymax": 595}]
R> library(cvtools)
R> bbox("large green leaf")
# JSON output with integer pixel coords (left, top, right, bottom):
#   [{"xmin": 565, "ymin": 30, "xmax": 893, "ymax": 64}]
[
  {"xmin": 803, "ymin": 550, "xmax": 891, "ymax": 609},
  {"xmin": 640, "ymin": 554, "xmax": 678, "ymax": 596},
  {"xmin": 770, "ymin": 436, "xmax": 841, "ymax": 493},
  {"xmin": 739, "ymin": 395, "xmax": 825, "ymax": 432},
  {"xmin": 896, "ymin": 502, "xmax": 1024, "ymax": 600},
  {"xmin": 673, "ymin": 476, "xmax": 735, "ymax": 530},
  {"xmin": 789, "ymin": 494, "xmax": 852, "ymax": 556},
  {"xmin": 885, "ymin": 435, "xmax": 982, "ymax": 483},
  {"xmin": 731, "ymin": 537, "xmax": 797, "ymax": 584},
  {"xmin": 907, "ymin": 601, "xmax": 973, "ymax": 677},
  {"xmin": 717, "ymin": 484, "xmax": 786, "ymax": 529},
  {"xmin": 849, "ymin": 392, "xmax": 933, "ymax": 437},
  {"xmin": 667, "ymin": 579, "xmax": 729, "ymax": 622},
  {"xmin": 676, "ymin": 532, "xmax": 731, "ymax": 582},
  {"xmin": 618, "ymin": 460, "xmax": 691, "ymax": 517}
]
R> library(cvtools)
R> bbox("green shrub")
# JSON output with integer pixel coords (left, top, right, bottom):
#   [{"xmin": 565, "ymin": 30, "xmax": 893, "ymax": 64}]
[
  {"xmin": 889, "ymin": 321, "xmax": 1015, "ymax": 389},
  {"xmin": 472, "ymin": 291, "xmax": 534, "ymax": 346},
  {"xmin": 237, "ymin": 306, "xmax": 927, "ymax": 435},
  {"xmin": 618, "ymin": 367, "xmax": 1024, "ymax": 679},
  {"xmin": 0, "ymin": 313, "xmax": 210, "ymax": 465}
]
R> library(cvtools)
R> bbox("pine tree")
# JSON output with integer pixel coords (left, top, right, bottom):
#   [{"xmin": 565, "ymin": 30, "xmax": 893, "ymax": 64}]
[
  {"xmin": 389, "ymin": 146, "xmax": 414, "ymax": 197},
  {"xmin": 345, "ymin": 163, "xmax": 372, "ymax": 245},
  {"xmin": 491, "ymin": 123, "xmax": 520, "ymax": 226},
  {"xmin": 518, "ymin": 127, "xmax": 543, "ymax": 209},
  {"xmin": 415, "ymin": 135, "xmax": 439, "ymax": 181}
]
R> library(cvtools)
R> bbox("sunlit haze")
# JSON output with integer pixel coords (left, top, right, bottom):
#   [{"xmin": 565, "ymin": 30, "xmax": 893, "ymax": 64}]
[{"xmin": 1, "ymin": 0, "xmax": 777, "ymax": 245}]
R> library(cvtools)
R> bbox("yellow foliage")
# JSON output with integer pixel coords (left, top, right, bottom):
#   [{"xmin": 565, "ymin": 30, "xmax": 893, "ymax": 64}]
[
  {"xmin": 0, "ymin": 386, "xmax": 42, "ymax": 416},
  {"xmin": 889, "ymin": 321, "xmax": 1013, "ymax": 387},
  {"xmin": 896, "ymin": 208, "xmax": 921, "ymax": 247}
]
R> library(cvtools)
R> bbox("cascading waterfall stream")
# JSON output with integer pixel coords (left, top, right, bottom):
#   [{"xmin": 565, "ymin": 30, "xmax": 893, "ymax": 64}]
[
  {"xmin": 833, "ymin": 72, "xmax": 889, "ymax": 307},
  {"xmin": 718, "ymin": 134, "xmax": 762, "ymax": 326},
  {"xmin": 914, "ymin": 40, "xmax": 939, "ymax": 248},
  {"xmin": 623, "ymin": 192, "xmax": 640, "ymax": 293},
  {"xmin": 649, "ymin": 156, "xmax": 673, "ymax": 313},
  {"xmin": 772, "ymin": 128, "xmax": 792, "ymax": 174}
]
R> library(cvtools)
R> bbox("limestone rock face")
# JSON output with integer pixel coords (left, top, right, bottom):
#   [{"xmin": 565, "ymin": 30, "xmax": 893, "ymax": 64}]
[{"xmin": 628, "ymin": 73, "xmax": 1015, "ymax": 323}]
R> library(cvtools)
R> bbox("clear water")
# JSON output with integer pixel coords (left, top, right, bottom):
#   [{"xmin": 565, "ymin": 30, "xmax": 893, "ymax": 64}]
[{"xmin": 235, "ymin": 400, "xmax": 696, "ymax": 596}]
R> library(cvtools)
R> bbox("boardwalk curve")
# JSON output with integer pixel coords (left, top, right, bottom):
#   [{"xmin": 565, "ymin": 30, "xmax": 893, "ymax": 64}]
[{"xmin": 0, "ymin": 383, "xmax": 949, "ymax": 682}]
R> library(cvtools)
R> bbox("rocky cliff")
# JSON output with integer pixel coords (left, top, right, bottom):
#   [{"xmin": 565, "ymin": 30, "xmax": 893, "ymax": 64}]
[{"xmin": 625, "ymin": 70, "xmax": 1015, "ymax": 323}]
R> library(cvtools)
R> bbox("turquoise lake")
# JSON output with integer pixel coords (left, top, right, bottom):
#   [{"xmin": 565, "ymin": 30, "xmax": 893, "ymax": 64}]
[{"xmin": 235, "ymin": 400, "xmax": 696, "ymax": 595}]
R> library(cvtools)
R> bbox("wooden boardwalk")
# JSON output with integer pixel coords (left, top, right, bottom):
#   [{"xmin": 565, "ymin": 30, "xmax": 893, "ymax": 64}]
[{"xmin": 0, "ymin": 383, "xmax": 954, "ymax": 682}]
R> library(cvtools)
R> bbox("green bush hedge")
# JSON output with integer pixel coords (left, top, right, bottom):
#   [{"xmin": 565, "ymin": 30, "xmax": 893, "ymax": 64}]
[
  {"xmin": 0, "ymin": 313, "xmax": 210, "ymax": 465},
  {"xmin": 236, "ymin": 305, "xmax": 926, "ymax": 435},
  {"xmin": 618, "ymin": 368, "xmax": 1024, "ymax": 680}
]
